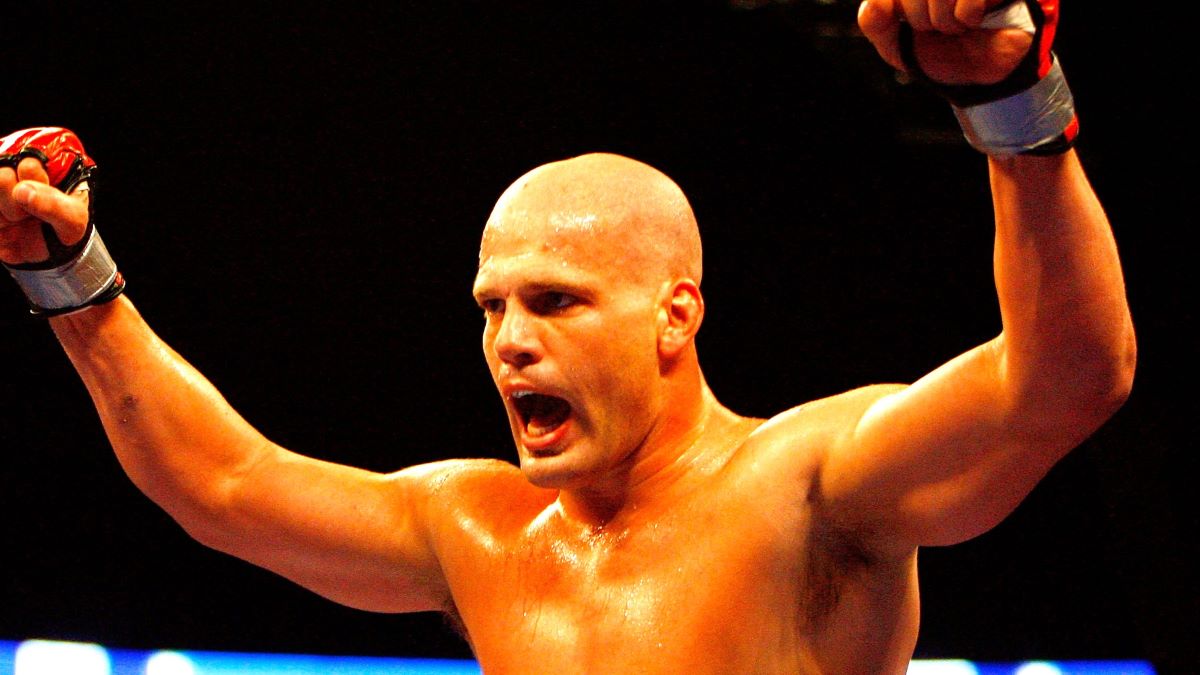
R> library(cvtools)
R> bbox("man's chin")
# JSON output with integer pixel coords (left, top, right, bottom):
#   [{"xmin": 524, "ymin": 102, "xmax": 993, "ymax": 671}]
[{"xmin": 517, "ymin": 450, "xmax": 592, "ymax": 490}]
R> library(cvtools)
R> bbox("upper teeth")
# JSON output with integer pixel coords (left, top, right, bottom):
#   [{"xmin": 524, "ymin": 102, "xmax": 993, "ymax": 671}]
[{"xmin": 513, "ymin": 391, "xmax": 533, "ymax": 398}]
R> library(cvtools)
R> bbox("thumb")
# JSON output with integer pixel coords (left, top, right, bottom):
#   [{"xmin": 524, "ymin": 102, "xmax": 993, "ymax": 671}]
[{"xmin": 13, "ymin": 180, "xmax": 89, "ymax": 247}]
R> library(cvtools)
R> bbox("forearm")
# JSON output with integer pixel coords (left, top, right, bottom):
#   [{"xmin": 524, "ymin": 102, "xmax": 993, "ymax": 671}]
[
  {"xmin": 49, "ymin": 295, "xmax": 270, "ymax": 537},
  {"xmin": 990, "ymin": 150, "xmax": 1136, "ymax": 437}
]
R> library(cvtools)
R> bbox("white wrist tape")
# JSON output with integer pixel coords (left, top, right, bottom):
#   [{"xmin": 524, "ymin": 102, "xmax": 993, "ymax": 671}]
[
  {"xmin": 951, "ymin": 56, "xmax": 1075, "ymax": 156},
  {"xmin": 5, "ymin": 224, "xmax": 121, "ymax": 312},
  {"xmin": 981, "ymin": 1, "xmax": 1036, "ymax": 33}
]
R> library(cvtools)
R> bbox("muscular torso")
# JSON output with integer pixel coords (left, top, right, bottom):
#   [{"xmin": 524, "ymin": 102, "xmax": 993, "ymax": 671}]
[{"xmin": 428, "ymin": 396, "xmax": 920, "ymax": 674}]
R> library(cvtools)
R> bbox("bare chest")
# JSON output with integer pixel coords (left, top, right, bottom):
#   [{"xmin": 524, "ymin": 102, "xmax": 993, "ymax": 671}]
[{"xmin": 451, "ymin": 497, "xmax": 815, "ymax": 673}]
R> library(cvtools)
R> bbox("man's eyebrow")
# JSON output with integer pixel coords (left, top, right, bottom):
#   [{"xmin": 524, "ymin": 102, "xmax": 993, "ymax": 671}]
[
  {"xmin": 523, "ymin": 279, "xmax": 593, "ymax": 296},
  {"xmin": 471, "ymin": 284, "xmax": 494, "ymax": 302},
  {"xmin": 472, "ymin": 277, "xmax": 593, "ymax": 300},
  {"xmin": 471, "ymin": 268, "xmax": 496, "ymax": 295}
]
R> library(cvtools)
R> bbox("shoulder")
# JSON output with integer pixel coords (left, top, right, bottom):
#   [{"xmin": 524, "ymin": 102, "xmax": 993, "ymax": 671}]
[
  {"xmin": 396, "ymin": 457, "xmax": 525, "ymax": 491},
  {"xmin": 395, "ymin": 458, "xmax": 555, "ymax": 533},
  {"xmin": 724, "ymin": 384, "xmax": 908, "ymax": 500},
  {"xmin": 746, "ymin": 383, "xmax": 908, "ymax": 457}
]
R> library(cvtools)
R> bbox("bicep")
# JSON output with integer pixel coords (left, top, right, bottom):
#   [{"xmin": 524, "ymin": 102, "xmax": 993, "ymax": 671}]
[
  {"xmin": 199, "ymin": 446, "xmax": 451, "ymax": 613},
  {"xmin": 817, "ymin": 336, "xmax": 1081, "ymax": 556}
]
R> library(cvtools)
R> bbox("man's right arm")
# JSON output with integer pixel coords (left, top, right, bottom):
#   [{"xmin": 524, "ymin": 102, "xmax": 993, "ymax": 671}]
[
  {"xmin": 54, "ymin": 298, "xmax": 452, "ymax": 613},
  {"xmin": 3, "ymin": 140, "xmax": 451, "ymax": 614}
]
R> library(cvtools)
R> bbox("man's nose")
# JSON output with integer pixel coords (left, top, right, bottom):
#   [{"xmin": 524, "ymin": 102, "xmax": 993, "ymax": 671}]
[{"xmin": 493, "ymin": 306, "xmax": 542, "ymax": 368}]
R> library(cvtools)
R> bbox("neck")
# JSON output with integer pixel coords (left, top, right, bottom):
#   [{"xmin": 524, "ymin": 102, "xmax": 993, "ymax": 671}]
[{"xmin": 557, "ymin": 359, "xmax": 751, "ymax": 529}]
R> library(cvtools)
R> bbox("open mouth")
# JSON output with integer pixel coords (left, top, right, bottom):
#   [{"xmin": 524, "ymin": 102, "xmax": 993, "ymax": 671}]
[{"xmin": 513, "ymin": 392, "xmax": 572, "ymax": 438}]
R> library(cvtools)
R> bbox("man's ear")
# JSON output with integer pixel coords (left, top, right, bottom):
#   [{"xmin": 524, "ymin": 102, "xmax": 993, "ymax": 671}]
[{"xmin": 657, "ymin": 279, "xmax": 704, "ymax": 359}]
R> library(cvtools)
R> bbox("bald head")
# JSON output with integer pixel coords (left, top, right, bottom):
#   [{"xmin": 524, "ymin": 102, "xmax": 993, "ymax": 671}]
[{"xmin": 481, "ymin": 153, "xmax": 702, "ymax": 289}]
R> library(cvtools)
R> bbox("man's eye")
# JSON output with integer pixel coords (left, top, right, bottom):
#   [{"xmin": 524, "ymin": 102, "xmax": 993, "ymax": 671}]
[
  {"xmin": 480, "ymin": 299, "xmax": 504, "ymax": 314},
  {"xmin": 538, "ymin": 292, "xmax": 576, "ymax": 312}
]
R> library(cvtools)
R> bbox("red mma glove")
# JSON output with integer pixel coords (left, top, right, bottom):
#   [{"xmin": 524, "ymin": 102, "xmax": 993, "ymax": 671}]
[
  {"xmin": 1, "ymin": 127, "xmax": 125, "ymax": 317},
  {"xmin": 0, "ymin": 127, "xmax": 96, "ymax": 193}
]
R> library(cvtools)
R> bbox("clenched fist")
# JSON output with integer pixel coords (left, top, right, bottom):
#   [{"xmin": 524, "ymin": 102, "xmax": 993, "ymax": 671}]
[{"xmin": 1, "ymin": 127, "xmax": 123, "ymax": 316}]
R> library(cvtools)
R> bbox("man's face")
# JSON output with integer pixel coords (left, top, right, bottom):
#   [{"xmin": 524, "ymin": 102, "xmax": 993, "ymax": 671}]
[{"xmin": 473, "ymin": 210, "xmax": 667, "ymax": 490}]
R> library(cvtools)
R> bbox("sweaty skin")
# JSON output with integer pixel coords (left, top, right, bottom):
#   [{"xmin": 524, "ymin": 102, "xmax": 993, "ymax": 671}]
[
  {"xmin": 1, "ymin": 2, "xmax": 1135, "ymax": 673},
  {"xmin": 463, "ymin": 153, "xmax": 919, "ymax": 671},
  {"xmin": 14, "ymin": 144, "xmax": 1130, "ymax": 674}
]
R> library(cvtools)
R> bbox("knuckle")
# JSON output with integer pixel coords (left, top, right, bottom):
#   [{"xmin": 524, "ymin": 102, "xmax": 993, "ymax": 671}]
[
  {"xmin": 17, "ymin": 156, "xmax": 48, "ymax": 179},
  {"xmin": 953, "ymin": 4, "xmax": 980, "ymax": 25}
]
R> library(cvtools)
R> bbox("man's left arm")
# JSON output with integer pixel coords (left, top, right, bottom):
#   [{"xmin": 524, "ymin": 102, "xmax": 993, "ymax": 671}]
[{"xmin": 812, "ymin": 0, "xmax": 1136, "ymax": 558}]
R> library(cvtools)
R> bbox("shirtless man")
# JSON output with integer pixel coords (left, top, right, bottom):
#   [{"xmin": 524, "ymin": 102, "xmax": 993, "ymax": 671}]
[{"xmin": 0, "ymin": 1, "xmax": 1135, "ymax": 672}]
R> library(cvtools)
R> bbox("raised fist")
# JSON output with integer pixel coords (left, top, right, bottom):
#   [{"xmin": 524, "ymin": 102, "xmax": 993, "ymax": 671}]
[
  {"xmin": 1, "ymin": 127, "xmax": 123, "ymax": 316},
  {"xmin": 860, "ymin": 1, "xmax": 1077, "ymax": 155},
  {"xmin": 0, "ymin": 127, "xmax": 94, "ymax": 267},
  {"xmin": 858, "ymin": 0, "xmax": 1040, "ymax": 86}
]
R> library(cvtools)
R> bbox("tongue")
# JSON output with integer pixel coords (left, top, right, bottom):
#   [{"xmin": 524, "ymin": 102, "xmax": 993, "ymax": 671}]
[{"xmin": 526, "ymin": 395, "xmax": 571, "ymax": 437}]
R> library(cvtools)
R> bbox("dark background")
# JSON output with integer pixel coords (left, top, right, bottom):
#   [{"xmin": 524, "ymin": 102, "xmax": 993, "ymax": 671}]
[{"xmin": 2, "ymin": 1, "xmax": 1195, "ymax": 672}]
